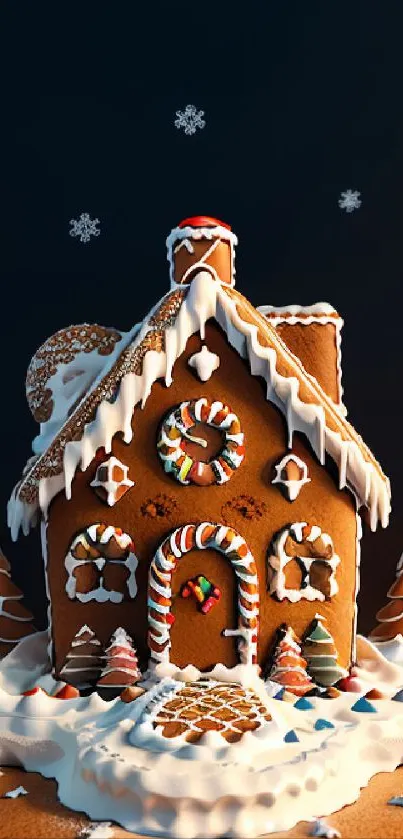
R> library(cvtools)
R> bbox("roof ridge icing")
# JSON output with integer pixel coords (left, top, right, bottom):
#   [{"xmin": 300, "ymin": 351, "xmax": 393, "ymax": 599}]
[{"xmin": 8, "ymin": 272, "xmax": 390, "ymax": 539}]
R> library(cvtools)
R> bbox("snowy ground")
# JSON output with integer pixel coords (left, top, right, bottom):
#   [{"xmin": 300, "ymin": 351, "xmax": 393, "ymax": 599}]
[{"xmin": 0, "ymin": 633, "xmax": 402, "ymax": 838}]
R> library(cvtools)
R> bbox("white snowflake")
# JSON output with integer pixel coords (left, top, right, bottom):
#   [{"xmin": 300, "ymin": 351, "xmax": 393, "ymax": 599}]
[
  {"xmin": 69, "ymin": 213, "xmax": 101, "ymax": 244},
  {"xmin": 338, "ymin": 189, "xmax": 362, "ymax": 213},
  {"xmin": 174, "ymin": 104, "xmax": 206, "ymax": 135}
]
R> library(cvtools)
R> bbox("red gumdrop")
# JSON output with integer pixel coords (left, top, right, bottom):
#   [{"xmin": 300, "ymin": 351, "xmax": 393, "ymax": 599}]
[
  {"xmin": 22, "ymin": 686, "xmax": 44, "ymax": 696},
  {"xmin": 337, "ymin": 676, "xmax": 363, "ymax": 693},
  {"xmin": 55, "ymin": 684, "xmax": 80, "ymax": 699}
]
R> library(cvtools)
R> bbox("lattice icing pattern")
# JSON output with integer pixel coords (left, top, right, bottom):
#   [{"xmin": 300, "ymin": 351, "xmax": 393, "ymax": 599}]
[
  {"xmin": 268, "ymin": 523, "xmax": 340, "ymax": 602},
  {"xmin": 65, "ymin": 524, "xmax": 138, "ymax": 603},
  {"xmin": 148, "ymin": 522, "xmax": 259, "ymax": 666},
  {"xmin": 130, "ymin": 680, "xmax": 273, "ymax": 747}
]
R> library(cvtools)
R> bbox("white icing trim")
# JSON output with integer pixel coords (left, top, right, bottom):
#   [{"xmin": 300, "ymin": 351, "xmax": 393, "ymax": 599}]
[
  {"xmin": 272, "ymin": 453, "xmax": 311, "ymax": 501},
  {"xmin": 268, "ymin": 523, "xmax": 340, "ymax": 603},
  {"xmin": 351, "ymin": 503, "xmax": 362, "ymax": 664},
  {"xmin": 166, "ymin": 223, "xmax": 238, "ymax": 287},
  {"xmin": 40, "ymin": 518, "xmax": 54, "ymax": 673},
  {"xmin": 90, "ymin": 456, "xmax": 134, "ymax": 506},
  {"xmin": 188, "ymin": 345, "xmax": 220, "ymax": 382},
  {"xmin": 65, "ymin": 526, "xmax": 138, "ymax": 603},
  {"xmin": 257, "ymin": 304, "xmax": 345, "ymax": 412},
  {"xmin": 257, "ymin": 303, "xmax": 338, "ymax": 317},
  {"xmin": 9, "ymin": 272, "xmax": 390, "ymax": 538}
]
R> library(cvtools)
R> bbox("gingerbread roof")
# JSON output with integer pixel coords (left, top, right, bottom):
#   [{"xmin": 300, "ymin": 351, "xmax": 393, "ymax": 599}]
[{"xmin": 8, "ymin": 229, "xmax": 390, "ymax": 539}]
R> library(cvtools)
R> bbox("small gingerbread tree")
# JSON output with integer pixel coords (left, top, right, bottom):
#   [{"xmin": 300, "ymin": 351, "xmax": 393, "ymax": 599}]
[
  {"xmin": 369, "ymin": 555, "xmax": 403, "ymax": 642},
  {"xmin": 59, "ymin": 625, "xmax": 104, "ymax": 690},
  {"xmin": 0, "ymin": 548, "xmax": 36, "ymax": 658},
  {"xmin": 265, "ymin": 623, "xmax": 313, "ymax": 696},
  {"xmin": 96, "ymin": 627, "xmax": 141, "ymax": 699},
  {"xmin": 302, "ymin": 615, "xmax": 346, "ymax": 686}
]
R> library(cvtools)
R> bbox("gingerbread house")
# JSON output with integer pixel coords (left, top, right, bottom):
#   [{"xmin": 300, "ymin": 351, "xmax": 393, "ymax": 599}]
[{"xmin": 8, "ymin": 216, "xmax": 391, "ymax": 687}]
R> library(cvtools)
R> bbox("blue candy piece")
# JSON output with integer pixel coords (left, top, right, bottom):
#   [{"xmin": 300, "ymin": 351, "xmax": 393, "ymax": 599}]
[
  {"xmin": 351, "ymin": 696, "xmax": 377, "ymax": 713},
  {"xmin": 392, "ymin": 688, "xmax": 403, "ymax": 702},
  {"xmin": 274, "ymin": 687, "xmax": 285, "ymax": 700},
  {"xmin": 388, "ymin": 796, "xmax": 403, "ymax": 807},
  {"xmin": 284, "ymin": 729, "xmax": 299, "ymax": 743},
  {"xmin": 314, "ymin": 718, "xmax": 335, "ymax": 731},
  {"xmin": 294, "ymin": 696, "xmax": 314, "ymax": 710}
]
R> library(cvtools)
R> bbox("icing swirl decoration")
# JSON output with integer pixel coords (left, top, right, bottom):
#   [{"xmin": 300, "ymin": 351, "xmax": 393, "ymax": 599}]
[{"xmin": 157, "ymin": 398, "xmax": 245, "ymax": 486}]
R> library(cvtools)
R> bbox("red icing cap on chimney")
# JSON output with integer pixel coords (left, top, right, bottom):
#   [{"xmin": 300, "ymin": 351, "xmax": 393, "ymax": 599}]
[{"xmin": 178, "ymin": 216, "xmax": 232, "ymax": 231}]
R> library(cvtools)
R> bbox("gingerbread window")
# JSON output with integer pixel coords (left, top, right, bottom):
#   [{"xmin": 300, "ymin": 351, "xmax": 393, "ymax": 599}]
[
  {"xmin": 272, "ymin": 454, "xmax": 310, "ymax": 501},
  {"xmin": 91, "ymin": 456, "xmax": 134, "ymax": 506},
  {"xmin": 267, "ymin": 523, "xmax": 339, "ymax": 603},
  {"xmin": 65, "ymin": 524, "xmax": 138, "ymax": 603}
]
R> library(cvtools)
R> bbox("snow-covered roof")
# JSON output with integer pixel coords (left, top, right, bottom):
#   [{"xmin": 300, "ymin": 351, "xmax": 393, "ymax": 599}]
[{"xmin": 8, "ymin": 271, "xmax": 391, "ymax": 539}]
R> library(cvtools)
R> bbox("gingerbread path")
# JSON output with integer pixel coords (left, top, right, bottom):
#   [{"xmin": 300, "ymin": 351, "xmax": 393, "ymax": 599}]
[
  {"xmin": 149, "ymin": 681, "xmax": 272, "ymax": 743},
  {"xmin": 1, "ymin": 765, "xmax": 403, "ymax": 839}
]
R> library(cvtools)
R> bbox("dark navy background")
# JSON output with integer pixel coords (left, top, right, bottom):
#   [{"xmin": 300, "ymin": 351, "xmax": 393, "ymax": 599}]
[{"xmin": 1, "ymin": 4, "xmax": 402, "ymax": 633}]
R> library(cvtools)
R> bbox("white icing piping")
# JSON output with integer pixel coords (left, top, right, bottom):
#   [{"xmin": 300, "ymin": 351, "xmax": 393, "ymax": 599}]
[
  {"xmin": 257, "ymin": 304, "xmax": 345, "ymax": 412},
  {"xmin": 40, "ymin": 518, "xmax": 54, "ymax": 673},
  {"xmin": 65, "ymin": 528, "xmax": 138, "ymax": 603},
  {"xmin": 268, "ymin": 523, "xmax": 340, "ymax": 603},
  {"xmin": 8, "ymin": 271, "xmax": 390, "ymax": 539},
  {"xmin": 165, "ymin": 224, "xmax": 238, "ymax": 287}
]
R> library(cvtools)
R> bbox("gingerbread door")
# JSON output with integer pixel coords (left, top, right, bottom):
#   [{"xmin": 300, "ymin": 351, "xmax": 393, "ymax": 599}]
[{"xmin": 147, "ymin": 523, "xmax": 259, "ymax": 671}]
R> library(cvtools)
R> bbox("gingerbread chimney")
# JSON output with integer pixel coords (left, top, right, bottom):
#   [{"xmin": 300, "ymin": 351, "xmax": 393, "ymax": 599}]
[
  {"xmin": 166, "ymin": 216, "xmax": 238, "ymax": 287},
  {"xmin": 258, "ymin": 304, "xmax": 345, "ymax": 408}
]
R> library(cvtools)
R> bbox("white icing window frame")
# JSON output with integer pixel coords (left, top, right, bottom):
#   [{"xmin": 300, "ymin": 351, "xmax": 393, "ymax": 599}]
[
  {"xmin": 268, "ymin": 522, "xmax": 340, "ymax": 603},
  {"xmin": 65, "ymin": 524, "xmax": 138, "ymax": 604},
  {"xmin": 272, "ymin": 454, "xmax": 310, "ymax": 501}
]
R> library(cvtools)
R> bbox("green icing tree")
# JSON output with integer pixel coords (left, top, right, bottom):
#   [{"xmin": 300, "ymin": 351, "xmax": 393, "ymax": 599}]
[{"xmin": 302, "ymin": 615, "xmax": 347, "ymax": 687}]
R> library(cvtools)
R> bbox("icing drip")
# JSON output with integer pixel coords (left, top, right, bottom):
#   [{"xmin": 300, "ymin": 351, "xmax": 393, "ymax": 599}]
[
  {"xmin": 188, "ymin": 344, "xmax": 220, "ymax": 381},
  {"xmin": 8, "ymin": 272, "xmax": 390, "ymax": 538}
]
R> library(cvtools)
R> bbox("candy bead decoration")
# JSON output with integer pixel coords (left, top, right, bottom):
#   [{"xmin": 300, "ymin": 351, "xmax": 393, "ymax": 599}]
[
  {"xmin": 148, "ymin": 522, "xmax": 259, "ymax": 666},
  {"xmin": 157, "ymin": 398, "xmax": 245, "ymax": 486}
]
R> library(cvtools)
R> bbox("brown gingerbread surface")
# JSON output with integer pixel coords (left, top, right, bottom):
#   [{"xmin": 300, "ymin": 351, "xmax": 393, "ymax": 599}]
[
  {"xmin": 1, "ymin": 764, "xmax": 403, "ymax": 838},
  {"xmin": 46, "ymin": 322, "xmax": 357, "ymax": 680}
]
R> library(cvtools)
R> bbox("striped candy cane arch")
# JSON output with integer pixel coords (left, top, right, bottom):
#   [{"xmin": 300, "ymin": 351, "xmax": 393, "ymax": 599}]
[{"xmin": 148, "ymin": 522, "xmax": 259, "ymax": 667}]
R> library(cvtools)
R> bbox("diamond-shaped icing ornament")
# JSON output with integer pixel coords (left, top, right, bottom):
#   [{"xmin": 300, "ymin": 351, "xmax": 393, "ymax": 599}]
[
  {"xmin": 272, "ymin": 454, "xmax": 310, "ymax": 501},
  {"xmin": 91, "ymin": 456, "xmax": 134, "ymax": 506}
]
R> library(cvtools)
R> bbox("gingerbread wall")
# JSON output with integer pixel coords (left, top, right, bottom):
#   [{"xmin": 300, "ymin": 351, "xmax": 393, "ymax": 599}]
[{"xmin": 46, "ymin": 321, "xmax": 358, "ymax": 678}]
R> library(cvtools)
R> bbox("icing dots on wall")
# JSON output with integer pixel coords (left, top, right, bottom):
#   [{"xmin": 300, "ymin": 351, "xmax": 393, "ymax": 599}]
[
  {"xmin": 267, "ymin": 523, "xmax": 340, "ymax": 603},
  {"xmin": 65, "ymin": 524, "xmax": 138, "ymax": 603},
  {"xmin": 157, "ymin": 398, "xmax": 245, "ymax": 486},
  {"xmin": 91, "ymin": 456, "xmax": 134, "ymax": 506},
  {"xmin": 188, "ymin": 345, "xmax": 220, "ymax": 382},
  {"xmin": 272, "ymin": 454, "xmax": 310, "ymax": 501}
]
